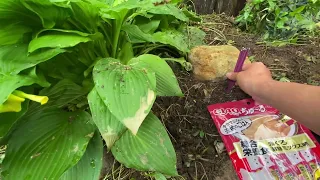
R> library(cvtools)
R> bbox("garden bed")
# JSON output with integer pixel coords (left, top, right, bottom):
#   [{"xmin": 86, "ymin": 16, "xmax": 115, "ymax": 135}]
[{"xmin": 101, "ymin": 15, "xmax": 320, "ymax": 180}]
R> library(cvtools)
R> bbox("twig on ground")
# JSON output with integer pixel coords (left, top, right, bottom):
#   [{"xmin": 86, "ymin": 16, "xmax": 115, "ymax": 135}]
[
  {"xmin": 194, "ymin": 161, "xmax": 198, "ymax": 180},
  {"xmin": 196, "ymin": 161, "xmax": 209, "ymax": 180},
  {"xmin": 205, "ymin": 133, "xmax": 219, "ymax": 137},
  {"xmin": 177, "ymin": 115, "xmax": 207, "ymax": 120},
  {"xmin": 154, "ymin": 102, "xmax": 164, "ymax": 112},
  {"xmin": 160, "ymin": 116, "xmax": 177, "ymax": 143}
]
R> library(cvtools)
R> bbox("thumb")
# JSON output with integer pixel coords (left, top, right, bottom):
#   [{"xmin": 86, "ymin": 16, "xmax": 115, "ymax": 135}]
[{"xmin": 226, "ymin": 72, "xmax": 238, "ymax": 81}]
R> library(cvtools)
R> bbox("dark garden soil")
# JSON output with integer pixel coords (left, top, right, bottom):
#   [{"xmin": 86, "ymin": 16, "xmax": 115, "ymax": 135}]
[{"xmin": 102, "ymin": 14, "xmax": 320, "ymax": 180}]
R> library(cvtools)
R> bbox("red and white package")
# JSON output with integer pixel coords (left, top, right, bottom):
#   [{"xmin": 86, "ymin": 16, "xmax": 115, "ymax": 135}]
[{"xmin": 208, "ymin": 99, "xmax": 320, "ymax": 180}]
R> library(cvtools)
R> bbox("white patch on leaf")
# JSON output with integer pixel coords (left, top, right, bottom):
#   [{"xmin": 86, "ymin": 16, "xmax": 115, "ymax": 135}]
[
  {"xmin": 140, "ymin": 154, "xmax": 148, "ymax": 165},
  {"xmin": 30, "ymin": 152, "xmax": 42, "ymax": 159},
  {"xmin": 102, "ymin": 126, "xmax": 118, "ymax": 148},
  {"xmin": 85, "ymin": 132, "xmax": 94, "ymax": 138},
  {"xmin": 72, "ymin": 144, "xmax": 79, "ymax": 153},
  {"xmin": 123, "ymin": 89, "xmax": 155, "ymax": 135}
]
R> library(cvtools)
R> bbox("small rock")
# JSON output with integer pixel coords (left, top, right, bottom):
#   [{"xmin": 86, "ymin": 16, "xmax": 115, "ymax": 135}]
[
  {"xmin": 188, "ymin": 45, "xmax": 250, "ymax": 81},
  {"xmin": 214, "ymin": 140, "xmax": 226, "ymax": 154}
]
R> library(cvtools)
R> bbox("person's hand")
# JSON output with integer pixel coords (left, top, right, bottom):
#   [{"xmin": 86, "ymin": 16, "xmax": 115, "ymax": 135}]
[{"xmin": 226, "ymin": 62, "xmax": 274, "ymax": 99}]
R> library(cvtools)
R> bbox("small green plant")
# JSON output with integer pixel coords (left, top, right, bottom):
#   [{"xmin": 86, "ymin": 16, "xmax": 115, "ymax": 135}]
[
  {"xmin": 248, "ymin": 55, "xmax": 256, "ymax": 62},
  {"xmin": 236, "ymin": 0, "xmax": 320, "ymax": 44},
  {"xmin": 0, "ymin": 0, "xmax": 205, "ymax": 179}
]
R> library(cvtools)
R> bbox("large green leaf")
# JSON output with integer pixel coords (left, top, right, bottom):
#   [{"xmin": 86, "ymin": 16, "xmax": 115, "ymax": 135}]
[
  {"xmin": 144, "ymin": 4, "xmax": 188, "ymax": 22},
  {"xmin": 1, "ymin": 109, "xmax": 96, "ymax": 179},
  {"xmin": 0, "ymin": 0, "xmax": 41, "ymax": 26},
  {"xmin": 182, "ymin": 9, "xmax": 202, "ymax": 22},
  {"xmin": 103, "ymin": 0, "xmax": 188, "ymax": 22},
  {"xmin": 0, "ymin": 101, "xmax": 29, "ymax": 141},
  {"xmin": 88, "ymin": 88, "xmax": 126, "ymax": 148},
  {"xmin": 0, "ymin": 44, "xmax": 66, "ymax": 75},
  {"xmin": 28, "ymin": 30, "xmax": 94, "ymax": 53},
  {"xmin": 135, "ymin": 18, "xmax": 161, "ymax": 34},
  {"xmin": 153, "ymin": 29, "xmax": 189, "ymax": 53},
  {"xmin": 130, "ymin": 54, "xmax": 183, "ymax": 96},
  {"xmin": 0, "ymin": 23, "xmax": 31, "ymax": 45},
  {"xmin": 101, "ymin": 0, "xmax": 140, "ymax": 12},
  {"xmin": 93, "ymin": 58, "xmax": 156, "ymax": 135},
  {"xmin": 38, "ymin": 53, "xmax": 88, "ymax": 85},
  {"xmin": 60, "ymin": 131, "xmax": 103, "ymax": 180},
  {"xmin": 100, "ymin": 0, "xmax": 141, "ymax": 19},
  {"xmin": 117, "ymin": 41, "xmax": 134, "ymax": 64},
  {"xmin": 69, "ymin": 1, "xmax": 100, "ymax": 33},
  {"xmin": 179, "ymin": 26, "xmax": 206, "ymax": 49},
  {"xmin": 112, "ymin": 112, "xmax": 177, "ymax": 176},
  {"xmin": 21, "ymin": 0, "xmax": 72, "ymax": 28},
  {"xmin": 122, "ymin": 24, "xmax": 154, "ymax": 43},
  {"xmin": 0, "ymin": 69, "xmax": 50, "ymax": 105},
  {"xmin": 27, "ymin": 79, "xmax": 87, "ymax": 116}
]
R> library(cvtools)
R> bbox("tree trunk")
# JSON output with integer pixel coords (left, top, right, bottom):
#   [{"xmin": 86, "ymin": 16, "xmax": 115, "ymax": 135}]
[{"xmin": 192, "ymin": 0, "xmax": 246, "ymax": 16}]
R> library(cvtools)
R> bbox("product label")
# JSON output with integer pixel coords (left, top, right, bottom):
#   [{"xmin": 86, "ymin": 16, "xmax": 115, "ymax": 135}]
[
  {"xmin": 208, "ymin": 99, "xmax": 320, "ymax": 180},
  {"xmin": 220, "ymin": 117, "xmax": 252, "ymax": 135},
  {"xmin": 234, "ymin": 134, "xmax": 316, "ymax": 158}
]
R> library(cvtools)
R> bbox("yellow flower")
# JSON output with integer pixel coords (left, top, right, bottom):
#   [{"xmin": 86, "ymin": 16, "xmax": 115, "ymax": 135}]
[
  {"xmin": 0, "ymin": 94, "xmax": 25, "ymax": 113},
  {"xmin": 13, "ymin": 90, "xmax": 49, "ymax": 105},
  {"xmin": 316, "ymin": 22, "xmax": 320, "ymax": 28},
  {"xmin": 0, "ymin": 91, "xmax": 49, "ymax": 113}
]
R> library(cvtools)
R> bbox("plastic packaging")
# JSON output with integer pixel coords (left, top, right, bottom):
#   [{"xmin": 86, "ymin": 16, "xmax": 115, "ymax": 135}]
[{"xmin": 208, "ymin": 99, "xmax": 320, "ymax": 180}]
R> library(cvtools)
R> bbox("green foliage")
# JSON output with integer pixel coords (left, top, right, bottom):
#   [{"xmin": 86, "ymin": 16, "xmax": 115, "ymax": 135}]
[
  {"xmin": 111, "ymin": 113, "xmax": 177, "ymax": 176},
  {"xmin": 1, "ymin": 110, "xmax": 96, "ymax": 179},
  {"xmin": 0, "ymin": 0, "xmax": 205, "ymax": 179},
  {"xmin": 60, "ymin": 132, "xmax": 104, "ymax": 180},
  {"xmin": 237, "ymin": 0, "xmax": 320, "ymax": 43}
]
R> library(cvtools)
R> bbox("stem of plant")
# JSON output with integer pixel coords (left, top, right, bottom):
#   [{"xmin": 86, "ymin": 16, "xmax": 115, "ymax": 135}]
[
  {"xmin": 99, "ymin": 24, "xmax": 112, "ymax": 46},
  {"xmin": 111, "ymin": 20, "xmax": 122, "ymax": 58},
  {"xmin": 99, "ymin": 40, "xmax": 109, "ymax": 57},
  {"xmin": 84, "ymin": 58, "xmax": 101, "ymax": 77},
  {"xmin": 68, "ymin": 19, "xmax": 84, "ymax": 32},
  {"xmin": 139, "ymin": 44, "xmax": 167, "ymax": 55}
]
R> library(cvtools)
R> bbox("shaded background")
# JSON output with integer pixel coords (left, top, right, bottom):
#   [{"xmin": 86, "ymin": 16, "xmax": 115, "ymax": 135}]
[{"xmin": 191, "ymin": 0, "xmax": 247, "ymax": 16}]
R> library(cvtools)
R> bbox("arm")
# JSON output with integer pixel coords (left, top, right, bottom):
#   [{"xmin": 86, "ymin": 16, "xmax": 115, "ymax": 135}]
[{"xmin": 227, "ymin": 62, "xmax": 320, "ymax": 135}]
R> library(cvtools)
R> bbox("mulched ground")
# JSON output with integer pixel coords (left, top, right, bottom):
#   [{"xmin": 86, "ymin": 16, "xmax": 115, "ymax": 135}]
[{"xmin": 101, "ymin": 14, "xmax": 320, "ymax": 180}]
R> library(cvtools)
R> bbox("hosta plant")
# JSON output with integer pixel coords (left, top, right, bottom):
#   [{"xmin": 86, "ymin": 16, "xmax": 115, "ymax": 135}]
[{"xmin": 0, "ymin": 0, "xmax": 205, "ymax": 179}]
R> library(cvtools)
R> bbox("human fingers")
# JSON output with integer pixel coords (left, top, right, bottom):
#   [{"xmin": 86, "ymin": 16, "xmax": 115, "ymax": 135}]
[
  {"xmin": 226, "ymin": 72, "xmax": 238, "ymax": 81},
  {"xmin": 242, "ymin": 63, "xmax": 252, "ymax": 70}
]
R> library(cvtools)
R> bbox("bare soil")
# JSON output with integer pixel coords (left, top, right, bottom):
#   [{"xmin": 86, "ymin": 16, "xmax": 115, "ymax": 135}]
[{"xmin": 102, "ymin": 14, "xmax": 320, "ymax": 180}]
